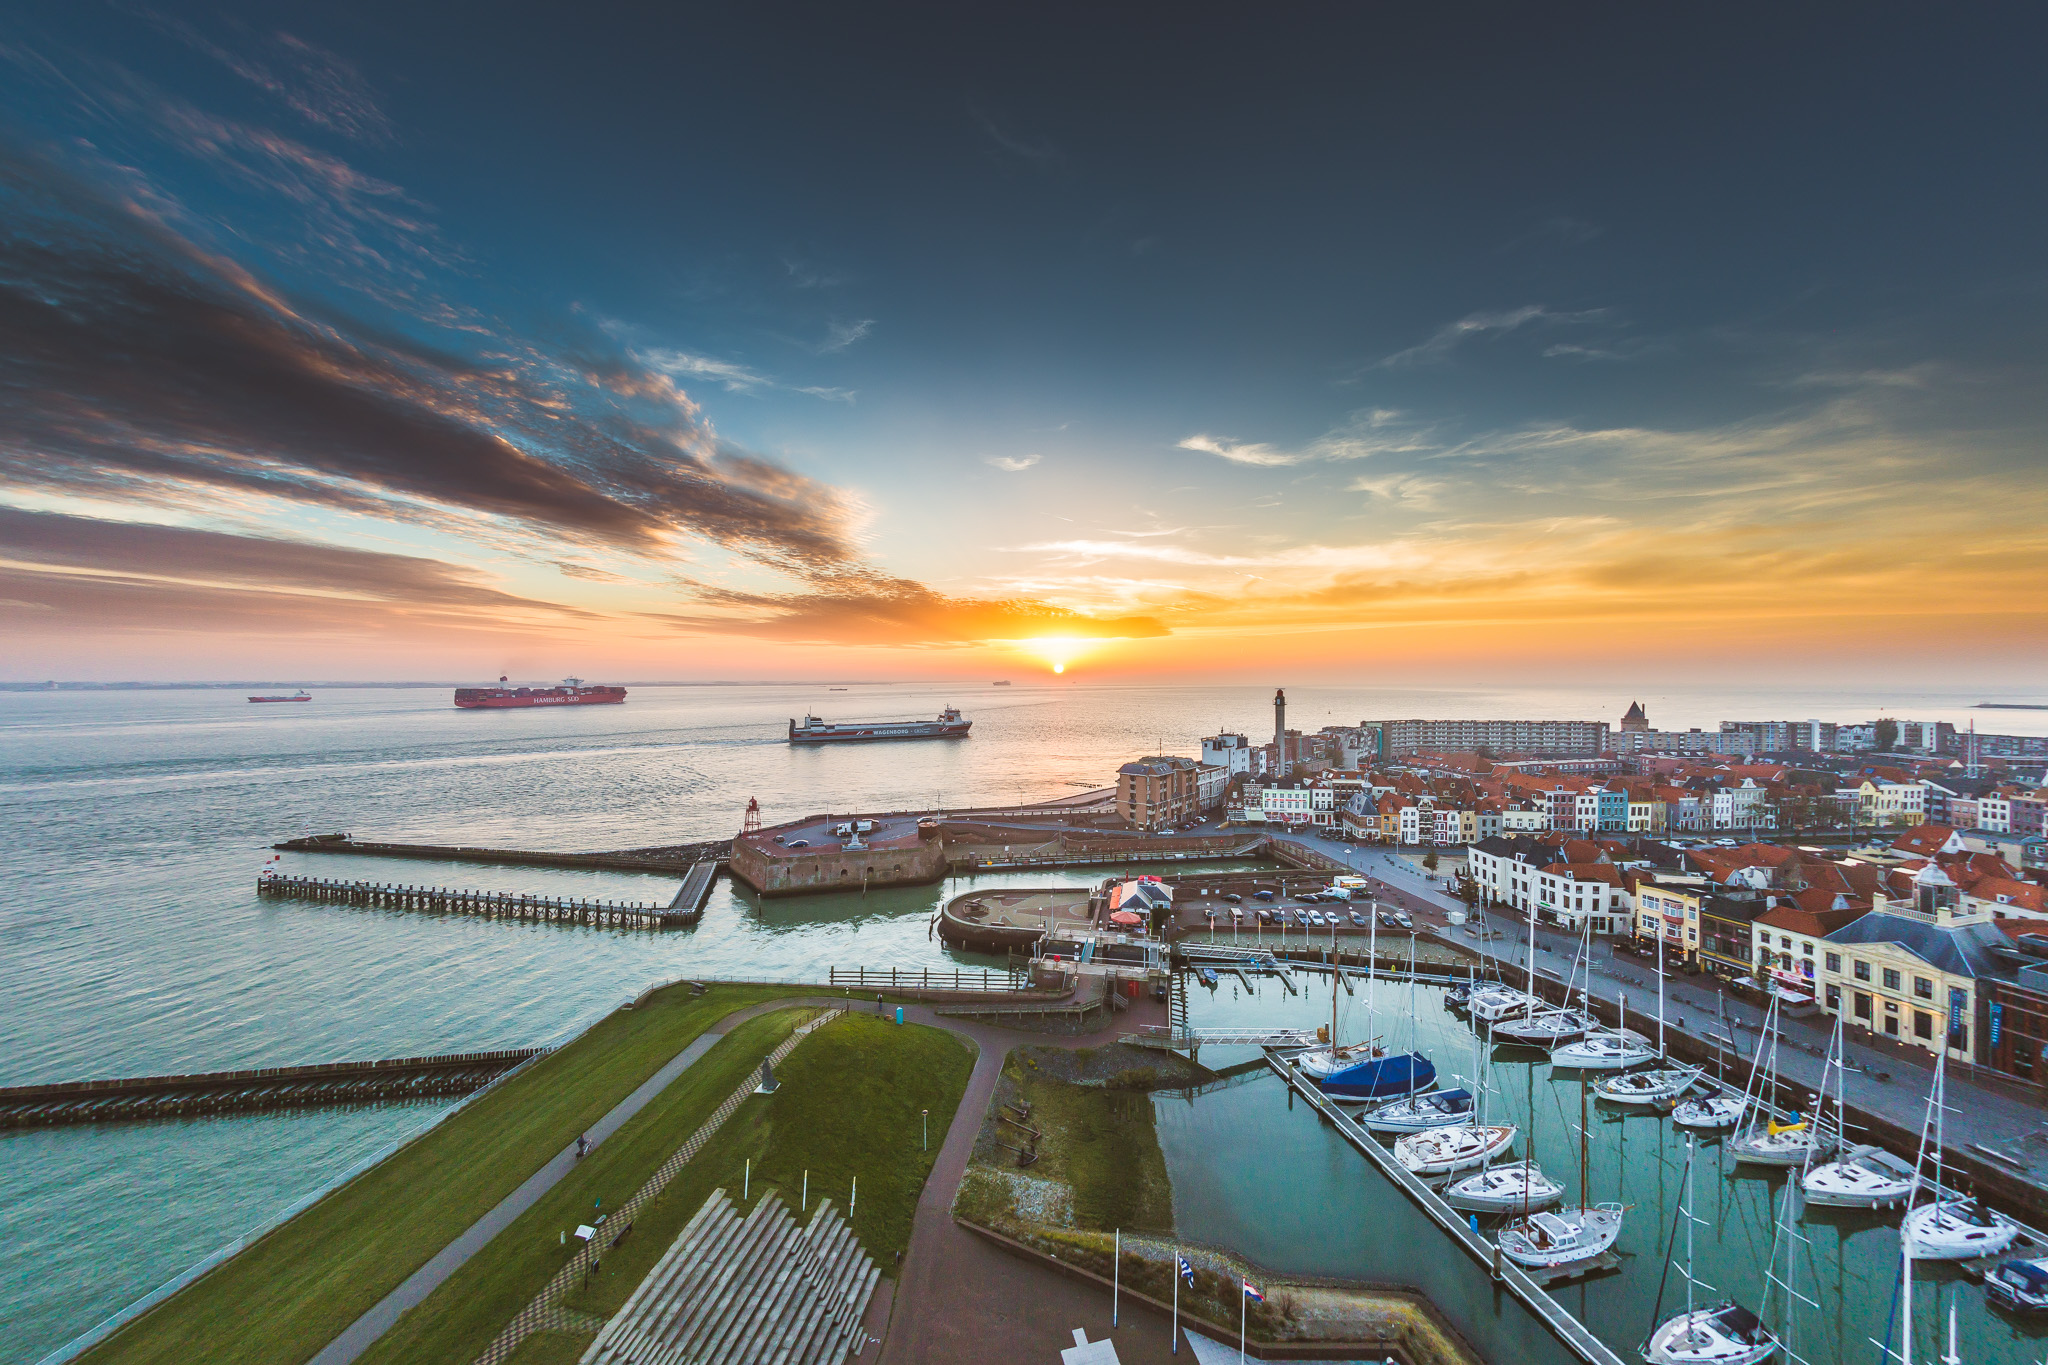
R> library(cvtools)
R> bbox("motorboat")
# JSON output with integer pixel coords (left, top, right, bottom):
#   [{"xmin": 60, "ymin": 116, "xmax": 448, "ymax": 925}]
[
  {"xmin": 1670, "ymin": 1093, "xmax": 1744, "ymax": 1130},
  {"xmin": 1444, "ymin": 985, "xmax": 1471, "ymax": 1010},
  {"xmin": 1360, "ymin": 1087, "xmax": 1473, "ymax": 1134},
  {"xmin": 1987, "ymin": 1257, "xmax": 2048, "ymax": 1313},
  {"xmin": 1595, "ymin": 1066, "xmax": 1701, "ymax": 1107},
  {"xmin": 1725, "ymin": 1116, "xmax": 1833, "ymax": 1168},
  {"xmin": 1497, "ymin": 1204, "xmax": 1625, "ymax": 1269},
  {"xmin": 1550, "ymin": 1028, "xmax": 1656, "ymax": 1071},
  {"xmin": 1800, "ymin": 1143, "xmax": 1915, "ymax": 1210},
  {"xmin": 1902, "ymin": 1197, "xmax": 2021, "ymax": 1261},
  {"xmin": 1492, "ymin": 1006, "xmax": 1595, "ymax": 1046},
  {"xmin": 1394, "ymin": 1123, "xmax": 1516, "ymax": 1175},
  {"xmin": 1642, "ymin": 1304, "xmax": 1778, "ymax": 1365},
  {"xmin": 1443, "ymin": 1159, "xmax": 1564, "ymax": 1214},
  {"xmin": 1468, "ymin": 984, "xmax": 1539, "ymax": 1023}
]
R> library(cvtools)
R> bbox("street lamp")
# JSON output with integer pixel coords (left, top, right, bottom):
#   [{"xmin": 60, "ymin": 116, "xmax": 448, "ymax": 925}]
[{"xmin": 922, "ymin": 1108, "xmax": 929, "ymax": 1151}]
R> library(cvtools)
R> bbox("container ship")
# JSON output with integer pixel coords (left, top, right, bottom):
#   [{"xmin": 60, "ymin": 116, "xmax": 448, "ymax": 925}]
[
  {"xmin": 787, "ymin": 707, "xmax": 970, "ymax": 744},
  {"xmin": 454, "ymin": 676, "xmax": 627, "ymax": 709}
]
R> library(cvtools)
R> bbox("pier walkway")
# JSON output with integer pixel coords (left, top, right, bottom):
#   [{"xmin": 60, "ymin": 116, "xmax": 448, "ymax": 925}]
[
  {"xmin": 0, "ymin": 1049, "xmax": 539, "ymax": 1129},
  {"xmin": 257, "ymin": 872, "xmax": 701, "ymax": 927}
]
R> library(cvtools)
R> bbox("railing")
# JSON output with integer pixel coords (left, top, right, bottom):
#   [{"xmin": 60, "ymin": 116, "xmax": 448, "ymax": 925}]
[{"xmin": 826, "ymin": 965, "xmax": 1032, "ymax": 992}]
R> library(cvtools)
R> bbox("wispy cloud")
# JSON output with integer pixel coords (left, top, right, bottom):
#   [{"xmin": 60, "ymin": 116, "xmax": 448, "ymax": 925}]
[
  {"xmin": 971, "ymin": 107, "xmax": 1063, "ymax": 166},
  {"xmin": 1179, "ymin": 410, "xmax": 1439, "ymax": 467},
  {"xmin": 639, "ymin": 348, "xmax": 856, "ymax": 402},
  {"xmin": 984, "ymin": 454, "xmax": 1041, "ymax": 472},
  {"xmin": 1375, "ymin": 305, "xmax": 1607, "ymax": 368},
  {"xmin": 818, "ymin": 318, "xmax": 874, "ymax": 353},
  {"xmin": 145, "ymin": 13, "xmax": 394, "ymax": 144}
]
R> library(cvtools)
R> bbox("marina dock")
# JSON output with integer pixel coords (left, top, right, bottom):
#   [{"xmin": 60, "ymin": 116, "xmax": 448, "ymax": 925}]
[
  {"xmin": 257, "ymin": 872, "xmax": 703, "ymax": 927},
  {"xmin": 0, "ymin": 1048, "xmax": 540, "ymax": 1129}
]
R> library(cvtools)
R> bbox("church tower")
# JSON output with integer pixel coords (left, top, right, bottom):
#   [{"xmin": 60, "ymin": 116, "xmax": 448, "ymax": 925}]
[{"xmin": 1620, "ymin": 701, "xmax": 1649, "ymax": 734}]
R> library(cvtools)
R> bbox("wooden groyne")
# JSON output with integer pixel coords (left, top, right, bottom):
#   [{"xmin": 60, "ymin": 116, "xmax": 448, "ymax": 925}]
[
  {"xmin": 0, "ymin": 1048, "xmax": 540, "ymax": 1129},
  {"xmin": 272, "ymin": 833, "xmax": 731, "ymax": 875},
  {"xmin": 257, "ymin": 873, "xmax": 702, "ymax": 927}
]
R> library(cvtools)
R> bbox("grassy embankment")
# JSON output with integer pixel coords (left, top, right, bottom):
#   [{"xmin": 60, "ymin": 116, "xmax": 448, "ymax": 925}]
[
  {"xmin": 373, "ymin": 1011, "xmax": 976, "ymax": 1364},
  {"xmin": 81, "ymin": 983, "xmax": 822, "ymax": 1365}
]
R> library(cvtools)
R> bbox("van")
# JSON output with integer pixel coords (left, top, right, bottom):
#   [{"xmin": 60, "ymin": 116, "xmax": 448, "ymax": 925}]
[
  {"xmin": 1324, "ymin": 886, "xmax": 1353, "ymax": 902},
  {"xmin": 834, "ymin": 822, "xmax": 854, "ymax": 837},
  {"xmin": 855, "ymin": 820, "xmax": 875, "ymax": 834}
]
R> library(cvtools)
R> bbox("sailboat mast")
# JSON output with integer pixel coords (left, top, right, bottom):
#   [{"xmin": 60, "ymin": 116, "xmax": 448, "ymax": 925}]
[
  {"xmin": 1580, "ymin": 1070, "xmax": 1590, "ymax": 1214},
  {"xmin": 1656, "ymin": 939, "xmax": 1665, "ymax": 1060},
  {"xmin": 1683, "ymin": 1135, "xmax": 1695, "ymax": 1321}
]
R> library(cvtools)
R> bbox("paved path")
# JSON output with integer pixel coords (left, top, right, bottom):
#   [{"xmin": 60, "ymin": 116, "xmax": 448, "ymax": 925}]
[
  {"xmin": 308, "ymin": 997, "xmax": 823, "ymax": 1365},
  {"xmin": 875, "ymin": 995, "xmax": 1193, "ymax": 1365}
]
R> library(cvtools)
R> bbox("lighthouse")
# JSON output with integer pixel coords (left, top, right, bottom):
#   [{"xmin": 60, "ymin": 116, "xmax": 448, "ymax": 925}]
[{"xmin": 1273, "ymin": 688, "xmax": 1287, "ymax": 773}]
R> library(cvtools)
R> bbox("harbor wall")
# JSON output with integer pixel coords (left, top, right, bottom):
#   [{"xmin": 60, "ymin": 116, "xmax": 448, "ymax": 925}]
[{"xmin": 727, "ymin": 822, "xmax": 950, "ymax": 897}]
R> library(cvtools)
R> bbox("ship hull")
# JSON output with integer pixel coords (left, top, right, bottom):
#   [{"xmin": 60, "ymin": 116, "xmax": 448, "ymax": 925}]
[
  {"xmin": 454, "ymin": 694, "xmax": 627, "ymax": 708},
  {"xmin": 788, "ymin": 722, "xmax": 971, "ymax": 744}
]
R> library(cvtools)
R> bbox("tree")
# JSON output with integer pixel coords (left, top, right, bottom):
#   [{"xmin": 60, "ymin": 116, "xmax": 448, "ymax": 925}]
[
  {"xmin": 1875, "ymin": 718, "xmax": 1899, "ymax": 752},
  {"xmin": 1422, "ymin": 848, "xmax": 1440, "ymax": 872}
]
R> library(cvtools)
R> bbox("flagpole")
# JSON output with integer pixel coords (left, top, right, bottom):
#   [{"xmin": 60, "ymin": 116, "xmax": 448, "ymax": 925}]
[
  {"xmin": 1114, "ymin": 1228, "xmax": 1120, "ymax": 1329},
  {"xmin": 1172, "ymin": 1246, "xmax": 1179, "ymax": 1355},
  {"xmin": 1240, "ymin": 1282, "xmax": 1246, "ymax": 1363}
]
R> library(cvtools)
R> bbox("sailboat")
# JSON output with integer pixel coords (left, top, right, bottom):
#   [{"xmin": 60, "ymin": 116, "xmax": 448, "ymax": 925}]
[
  {"xmin": 1552, "ymin": 991, "xmax": 1656, "ymax": 1071},
  {"xmin": 1395, "ymin": 1020, "xmax": 1513, "ymax": 1175},
  {"xmin": 1299, "ymin": 909, "xmax": 1436, "ymax": 1099},
  {"xmin": 1470, "ymin": 902, "xmax": 1545, "ymax": 1025},
  {"xmin": 1901, "ymin": 1046, "xmax": 2019, "ymax": 1260},
  {"xmin": 1673, "ymin": 993, "xmax": 1746, "ymax": 1130},
  {"xmin": 1498, "ymin": 1070, "xmax": 1624, "ymax": 1270},
  {"xmin": 1728, "ymin": 996, "xmax": 1834, "ymax": 1167},
  {"xmin": 1497, "ymin": 920, "xmax": 1599, "ymax": 1045},
  {"xmin": 1598, "ymin": 935, "xmax": 1701, "ymax": 1105},
  {"xmin": 1801, "ymin": 1016, "xmax": 1915, "ymax": 1211},
  {"xmin": 1363, "ymin": 939, "xmax": 1464, "ymax": 1129},
  {"xmin": 1446, "ymin": 1023, "xmax": 1562, "ymax": 1213},
  {"xmin": 1643, "ymin": 1137, "xmax": 1779, "ymax": 1365}
]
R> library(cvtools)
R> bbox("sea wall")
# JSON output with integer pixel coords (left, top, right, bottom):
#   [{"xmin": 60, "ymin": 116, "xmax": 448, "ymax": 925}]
[{"xmin": 728, "ymin": 826, "xmax": 950, "ymax": 897}]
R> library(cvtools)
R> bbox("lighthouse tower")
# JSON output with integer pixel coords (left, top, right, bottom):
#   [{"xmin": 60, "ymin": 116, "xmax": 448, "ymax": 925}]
[{"xmin": 1273, "ymin": 688, "xmax": 1288, "ymax": 773}]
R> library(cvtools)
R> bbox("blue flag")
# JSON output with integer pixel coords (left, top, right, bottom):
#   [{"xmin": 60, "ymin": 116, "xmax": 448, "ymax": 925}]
[{"xmin": 1178, "ymin": 1255, "xmax": 1195, "ymax": 1287}]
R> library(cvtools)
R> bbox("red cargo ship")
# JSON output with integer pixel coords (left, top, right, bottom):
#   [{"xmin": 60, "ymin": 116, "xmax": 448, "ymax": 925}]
[{"xmin": 454, "ymin": 676, "xmax": 627, "ymax": 709}]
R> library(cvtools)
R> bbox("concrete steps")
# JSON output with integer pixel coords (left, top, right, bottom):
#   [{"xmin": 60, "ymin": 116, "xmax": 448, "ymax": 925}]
[{"xmin": 583, "ymin": 1188, "xmax": 881, "ymax": 1365}]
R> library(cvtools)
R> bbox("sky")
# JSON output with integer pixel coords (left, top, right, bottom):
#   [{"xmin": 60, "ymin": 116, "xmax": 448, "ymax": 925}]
[{"xmin": 1, "ymin": 4, "xmax": 2045, "ymax": 685}]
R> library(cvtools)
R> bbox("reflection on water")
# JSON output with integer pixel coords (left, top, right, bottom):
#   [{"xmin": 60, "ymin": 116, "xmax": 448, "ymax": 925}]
[{"xmin": 1166, "ymin": 972, "xmax": 2048, "ymax": 1364}]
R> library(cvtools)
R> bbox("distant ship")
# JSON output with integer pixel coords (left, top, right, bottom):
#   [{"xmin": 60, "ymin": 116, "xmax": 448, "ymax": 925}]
[
  {"xmin": 993, "ymin": 680, "xmax": 1011, "ymax": 686},
  {"xmin": 454, "ymin": 676, "xmax": 627, "ymax": 709},
  {"xmin": 787, "ymin": 707, "xmax": 971, "ymax": 744},
  {"xmin": 248, "ymin": 689, "xmax": 312, "ymax": 703}
]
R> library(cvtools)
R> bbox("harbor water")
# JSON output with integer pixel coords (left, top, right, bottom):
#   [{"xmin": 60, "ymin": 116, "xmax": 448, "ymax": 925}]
[{"xmin": 0, "ymin": 682, "xmax": 2041, "ymax": 1362}]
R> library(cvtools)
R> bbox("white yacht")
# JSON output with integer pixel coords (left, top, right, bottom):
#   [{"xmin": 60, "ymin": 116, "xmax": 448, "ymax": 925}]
[
  {"xmin": 1551, "ymin": 1028, "xmax": 1655, "ymax": 1071},
  {"xmin": 1726, "ymin": 1117, "xmax": 1832, "ymax": 1168},
  {"xmin": 1670, "ymin": 1092, "xmax": 1744, "ymax": 1130},
  {"xmin": 1492, "ymin": 1006, "xmax": 1594, "ymax": 1046},
  {"xmin": 1468, "ymin": 984, "xmax": 1539, "ymax": 1024},
  {"xmin": 1595, "ymin": 1066, "xmax": 1701, "ymax": 1106},
  {"xmin": 1444, "ymin": 1159, "xmax": 1565, "ymax": 1214},
  {"xmin": 1642, "ymin": 1138, "xmax": 1777, "ymax": 1365},
  {"xmin": 1903, "ymin": 1198, "xmax": 2021, "ymax": 1260},
  {"xmin": 1801, "ymin": 1144, "xmax": 1916, "ymax": 1210},
  {"xmin": 1362, "ymin": 1087, "xmax": 1474, "ymax": 1135},
  {"xmin": 1395, "ymin": 1123, "xmax": 1516, "ymax": 1176},
  {"xmin": 1497, "ymin": 1205, "xmax": 1625, "ymax": 1269}
]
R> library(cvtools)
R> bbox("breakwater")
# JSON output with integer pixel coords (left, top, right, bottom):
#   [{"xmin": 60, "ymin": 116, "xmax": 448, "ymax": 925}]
[
  {"xmin": 272, "ymin": 833, "xmax": 730, "ymax": 875},
  {"xmin": 0, "ymin": 1049, "xmax": 539, "ymax": 1129},
  {"xmin": 256, "ymin": 873, "xmax": 702, "ymax": 927}
]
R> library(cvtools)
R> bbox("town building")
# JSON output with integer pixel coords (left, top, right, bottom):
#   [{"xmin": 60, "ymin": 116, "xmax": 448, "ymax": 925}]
[
  {"xmin": 1200, "ymin": 732, "xmax": 1254, "ymax": 777},
  {"xmin": 1695, "ymin": 893, "xmax": 1772, "ymax": 981},
  {"xmin": 1373, "ymin": 718, "xmax": 1611, "ymax": 755},
  {"xmin": 1115, "ymin": 755, "xmax": 1201, "ymax": 830}
]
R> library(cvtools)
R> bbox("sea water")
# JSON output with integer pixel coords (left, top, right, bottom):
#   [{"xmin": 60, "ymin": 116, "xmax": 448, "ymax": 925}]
[{"xmin": 0, "ymin": 681, "xmax": 2038, "ymax": 1361}]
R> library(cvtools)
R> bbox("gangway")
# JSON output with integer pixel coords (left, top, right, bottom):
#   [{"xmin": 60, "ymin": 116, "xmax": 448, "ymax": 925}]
[{"xmin": 1121, "ymin": 1024, "xmax": 1318, "ymax": 1053}]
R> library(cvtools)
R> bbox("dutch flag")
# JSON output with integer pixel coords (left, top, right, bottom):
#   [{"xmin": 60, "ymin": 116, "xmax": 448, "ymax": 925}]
[
  {"xmin": 1242, "ymin": 1278, "xmax": 1264, "ymax": 1302},
  {"xmin": 1178, "ymin": 1255, "xmax": 1195, "ymax": 1287}
]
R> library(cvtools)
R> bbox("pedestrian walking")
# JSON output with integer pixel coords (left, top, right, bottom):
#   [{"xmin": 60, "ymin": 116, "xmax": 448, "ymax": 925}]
[{"xmin": 576, "ymin": 1133, "xmax": 588, "ymax": 1159}]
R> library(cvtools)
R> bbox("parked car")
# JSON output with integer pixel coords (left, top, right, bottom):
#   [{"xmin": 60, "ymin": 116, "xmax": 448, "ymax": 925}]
[
  {"xmin": 1225, "ymin": 893, "xmax": 1244, "ymax": 903},
  {"xmin": 1391, "ymin": 911, "xmax": 1414, "ymax": 929},
  {"xmin": 1254, "ymin": 890, "xmax": 1276, "ymax": 901},
  {"xmin": 1350, "ymin": 911, "xmax": 1369, "ymax": 927},
  {"xmin": 786, "ymin": 838, "xmax": 810, "ymax": 848},
  {"xmin": 1256, "ymin": 908, "xmax": 1274, "ymax": 924},
  {"xmin": 1378, "ymin": 911, "xmax": 1401, "ymax": 929}
]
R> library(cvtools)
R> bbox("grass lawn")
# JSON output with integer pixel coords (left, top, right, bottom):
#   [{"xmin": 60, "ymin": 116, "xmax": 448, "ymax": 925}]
[
  {"xmin": 355, "ymin": 1009, "xmax": 811, "ymax": 1365},
  {"xmin": 1001, "ymin": 1053, "xmax": 1174, "ymax": 1231},
  {"xmin": 81, "ymin": 983, "xmax": 820, "ymax": 1365},
  {"xmin": 564, "ymin": 1013, "xmax": 976, "ymax": 1318}
]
